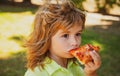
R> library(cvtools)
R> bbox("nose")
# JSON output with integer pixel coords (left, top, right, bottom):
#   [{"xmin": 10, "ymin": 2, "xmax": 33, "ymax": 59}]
[{"xmin": 70, "ymin": 37, "xmax": 79, "ymax": 48}]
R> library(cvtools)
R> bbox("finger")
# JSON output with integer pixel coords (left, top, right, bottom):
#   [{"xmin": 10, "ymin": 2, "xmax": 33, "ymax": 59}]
[
  {"xmin": 92, "ymin": 50, "xmax": 100, "ymax": 58},
  {"xmin": 87, "ymin": 62, "xmax": 94, "ymax": 68},
  {"xmin": 90, "ymin": 50, "xmax": 101, "ymax": 65},
  {"xmin": 90, "ymin": 50, "xmax": 100, "ymax": 61},
  {"xmin": 84, "ymin": 62, "xmax": 95, "ymax": 72},
  {"xmin": 85, "ymin": 63, "xmax": 90, "ymax": 68},
  {"xmin": 85, "ymin": 62, "xmax": 94, "ymax": 69}
]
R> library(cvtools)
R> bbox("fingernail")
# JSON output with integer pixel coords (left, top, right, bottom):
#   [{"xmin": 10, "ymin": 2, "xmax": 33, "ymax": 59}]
[
  {"xmin": 93, "ymin": 50, "xmax": 96, "ymax": 53},
  {"xmin": 90, "ymin": 50, "xmax": 95, "ymax": 54},
  {"xmin": 90, "ymin": 51, "xmax": 93, "ymax": 54}
]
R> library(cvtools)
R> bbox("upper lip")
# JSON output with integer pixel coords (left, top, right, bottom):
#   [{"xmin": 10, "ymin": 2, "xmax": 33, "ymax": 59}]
[{"xmin": 68, "ymin": 48, "xmax": 78, "ymax": 52}]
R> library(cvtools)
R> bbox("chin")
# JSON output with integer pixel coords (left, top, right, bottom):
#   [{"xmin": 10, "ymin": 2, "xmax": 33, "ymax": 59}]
[{"xmin": 66, "ymin": 54, "xmax": 74, "ymax": 58}]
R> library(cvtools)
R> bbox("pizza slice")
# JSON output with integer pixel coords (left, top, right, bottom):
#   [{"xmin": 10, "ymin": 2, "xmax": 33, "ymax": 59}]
[{"xmin": 69, "ymin": 44, "xmax": 100, "ymax": 64}]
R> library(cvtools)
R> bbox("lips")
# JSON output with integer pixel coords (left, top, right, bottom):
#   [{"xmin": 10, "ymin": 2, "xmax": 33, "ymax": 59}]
[{"xmin": 67, "ymin": 48, "xmax": 78, "ymax": 53}]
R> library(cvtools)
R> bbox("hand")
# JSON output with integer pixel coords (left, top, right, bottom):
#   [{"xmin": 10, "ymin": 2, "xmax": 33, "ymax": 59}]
[{"xmin": 84, "ymin": 50, "xmax": 101, "ymax": 76}]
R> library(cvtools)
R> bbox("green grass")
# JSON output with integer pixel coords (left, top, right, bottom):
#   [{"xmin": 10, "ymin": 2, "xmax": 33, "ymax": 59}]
[
  {"xmin": 0, "ymin": 5, "xmax": 120, "ymax": 76},
  {"xmin": 0, "ymin": 5, "xmax": 37, "ymax": 76},
  {"xmin": 82, "ymin": 29, "xmax": 120, "ymax": 76},
  {"xmin": 0, "ymin": 52, "xmax": 26, "ymax": 76}
]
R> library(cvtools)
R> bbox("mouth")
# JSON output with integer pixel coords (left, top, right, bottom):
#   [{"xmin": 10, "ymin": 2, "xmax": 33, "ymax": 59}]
[{"xmin": 67, "ymin": 48, "xmax": 78, "ymax": 52}]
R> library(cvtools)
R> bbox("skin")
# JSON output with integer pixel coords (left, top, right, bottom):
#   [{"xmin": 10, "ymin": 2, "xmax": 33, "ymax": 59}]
[
  {"xmin": 49, "ymin": 25, "xmax": 82, "ymax": 68},
  {"xmin": 49, "ymin": 25, "xmax": 101, "ymax": 76},
  {"xmin": 84, "ymin": 50, "xmax": 101, "ymax": 76}
]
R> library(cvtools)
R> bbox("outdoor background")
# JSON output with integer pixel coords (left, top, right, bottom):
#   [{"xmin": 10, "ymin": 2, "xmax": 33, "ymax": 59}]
[{"xmin": 0, "ymin": 0, "xmax": 120, "ymax": 76}]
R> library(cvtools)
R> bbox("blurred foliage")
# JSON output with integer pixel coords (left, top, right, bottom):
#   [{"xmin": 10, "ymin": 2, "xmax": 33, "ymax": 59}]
[
  {"xmin": 0, "ymin": 0, "xmax": 119, "ymax": 14},
  {"xmin": 96, "ymin": 0, "xmax": 120, "ymax": 13},
  {"xmin": 71, "ymin": 0, "xmax": 85, "ymax": 10},
  {"xmin": 99, "ymin": 0, "xmax": 120, "ymax": 7},
  {"xmin": 71, "ymin": 0, "xmax": 120, "ymax": 14}
]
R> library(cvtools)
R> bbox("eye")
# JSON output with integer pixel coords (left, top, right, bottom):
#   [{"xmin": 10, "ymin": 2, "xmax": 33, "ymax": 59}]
[
  {"xmin": 62, "ymin": 34, "xmax": 69, "ymax": 38},
  {"xmin": 76, "ymin": 33, "xmax": 81, "ymax": 36}
]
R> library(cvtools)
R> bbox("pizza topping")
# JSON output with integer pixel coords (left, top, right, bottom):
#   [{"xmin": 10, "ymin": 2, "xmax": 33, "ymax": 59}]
[{"xmin": 69, "ymin": 44, "xmax": 100, "ymax": 64}]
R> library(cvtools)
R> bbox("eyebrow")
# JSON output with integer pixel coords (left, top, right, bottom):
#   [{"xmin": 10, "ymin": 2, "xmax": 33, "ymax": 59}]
[
  {"xmin": 61, "ymin": 29, "xmax": 82, "ymax": 34},
  {"xmin": 77, "ymin": 30, "xmax": 83, "ymax": 33}
]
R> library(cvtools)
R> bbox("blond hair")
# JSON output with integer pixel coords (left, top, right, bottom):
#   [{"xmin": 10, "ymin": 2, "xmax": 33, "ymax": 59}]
[{"xmin": 26, "ymin": 0, "xmax": 86, "ymax": 70}]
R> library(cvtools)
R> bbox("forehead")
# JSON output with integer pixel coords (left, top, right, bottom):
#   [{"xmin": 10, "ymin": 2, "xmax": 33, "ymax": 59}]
[
  {"xmin": 50, "ymin": 9, "xmax": 85, "ymax": 36},
  {"xmin": 62, "ymin": 24, "xmax": 83, "ymax": 33},
  {"xmin": 60, "ymin": 19, "xmax": 83, "ymax": 32}
]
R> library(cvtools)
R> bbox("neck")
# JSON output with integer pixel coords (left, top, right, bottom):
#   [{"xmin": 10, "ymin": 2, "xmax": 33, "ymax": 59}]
[{"xmin": 49, "ymin": 54, "xmax": 68, "ymax": 68}]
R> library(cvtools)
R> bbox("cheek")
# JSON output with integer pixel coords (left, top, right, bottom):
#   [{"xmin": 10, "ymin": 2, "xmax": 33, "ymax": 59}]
[
  {"xmin": 76, "ymin": 37, "xmax": 81, "ymax": 46},
  {"xmin": 51, "ymin": 38, "xmax": 64, "ymax": 50},
  {"xmin": 55, "ymin": 39, "xmax": 68, "ymax": 49},
  {"xmin": 53, "ymin": 38, "xmax": 69, "ymax": 52}
]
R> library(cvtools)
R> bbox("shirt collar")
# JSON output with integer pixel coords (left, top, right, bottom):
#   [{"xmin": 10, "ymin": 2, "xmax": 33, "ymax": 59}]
[
  {"xmin": 44, "ymin": 57, "xmax": 61, "ymax": 75},
  {"xmin": 43, "ymin": 57, "xmax": 74, "ymax": 75}
]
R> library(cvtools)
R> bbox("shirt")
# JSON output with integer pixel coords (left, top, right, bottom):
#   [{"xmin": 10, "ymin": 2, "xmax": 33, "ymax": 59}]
[{"xmin": 24, "ymin": 57, "xmax": 85, "ymax": 76}]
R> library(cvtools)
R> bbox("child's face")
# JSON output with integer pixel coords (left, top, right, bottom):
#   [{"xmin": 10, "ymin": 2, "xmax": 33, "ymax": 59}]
[{"xmin": 49, "ymin": 25, "xmax": 83, "ymax": 58}]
